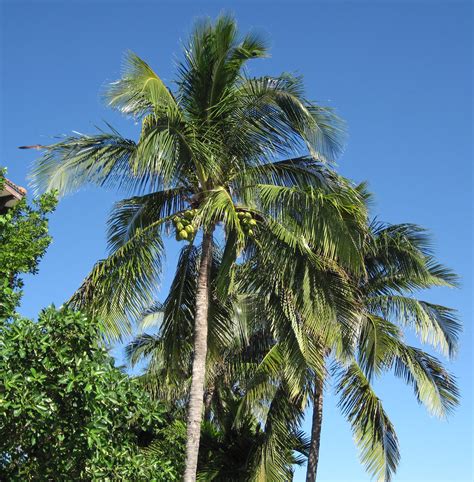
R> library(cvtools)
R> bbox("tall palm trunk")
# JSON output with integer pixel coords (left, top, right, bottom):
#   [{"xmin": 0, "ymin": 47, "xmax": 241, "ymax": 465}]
[
  {"xmin": 183, "ymin": 230, "xmax": 214, "ymax": 482},
  {"xmin": 306, "ymin": 377, "xmax": 324, "ymax": 482}
]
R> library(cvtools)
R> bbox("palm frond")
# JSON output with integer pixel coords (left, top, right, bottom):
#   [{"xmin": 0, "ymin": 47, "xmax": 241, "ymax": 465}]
[
  {"xmin": 250, "ymin": 385, "xmax": 307, "ymax": 482},
  {"xmin": 235, "ymin": 74, "xmax": 346, "ymax": 162},
  {"xmin": 105, "ymin": 50, "xmax": 177, "ymax": 117},
  {"xmin": 177, "ymin": 14, "xmax": 268, "ymax": 121},
  {"xmin": 134, "ymin": 107, "xmax": 196, "ymax": 188},
  {"xmin": 368, "ymin": 295, "xmax": 460, "ymax": 357},
  {"xmin": 29, "ymin": 129, "xmax": 139, "ymax": 196},
  {"xmin": 68, "ymin": 220, "xmax": 164, "ymax": 339},
  {"xmin": 336, "ymin": 363, "xmax": 400, "ymax": 482},
  {"xmin": 357, "ymin": 315, "xmax": 402, "ymax": 381},
  {"xmin": 393, "ymin": 344, "xmax": 459, "ymax": 417},
  {"xmin": 107, "ymin": 188, "xmax": 186, "ymax": 251}
]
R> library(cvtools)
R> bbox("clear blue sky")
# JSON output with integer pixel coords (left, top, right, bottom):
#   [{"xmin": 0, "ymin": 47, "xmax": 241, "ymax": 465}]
[{"xmin": 1, "ymin": 1, "xmax": 472, "ymax": 481}]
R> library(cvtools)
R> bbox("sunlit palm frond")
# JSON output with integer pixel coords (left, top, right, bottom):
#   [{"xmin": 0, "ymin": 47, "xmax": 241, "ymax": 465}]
[
  {"xmin": 68, "ymin": 220, "xmax": 164, "ymax": 339},
  {"xmin": 107, "ymin": 188, "xmax": 187, "ymax": 251},
  {"xmin": 235, "ymin": 74, "xmax": 346, "ymax": 162},
  {"xmin": 356, "ymin": 315, "xmax": 401, "ymax": 381},
  {"xmin": 365, "ymin": 222, "xmax": 459, "ymax": 295},
  {"xmin": 336, "ymin": 363, "xmax": 400, "ymax": 482},
  {"xmin": 392, "ymin": 344, "xmax": 459, "ymax": 417},
  {"xmin": 29, "ymin": 129, "xmax": 138, "ymax": 196},
  {"xmin": 252, "ymin": 182, "xmax": 366, "ymax": 270},
  {"xmin": 198, "ymin": 187, "xmax": 244, "ymax": 242},
  {"xmin": 177, "ymin": 14, "xmax": 268, "ymax": 121},
  {"xmin": 134, "ymin": 107, "xmax": 197, "ymax": 188},
  {"xmin": 368, "ymin": 295, "xmax": 460, "ymax": 358},
  {"xmin": 105, "ymin": 50, "xmax": 177, "ymax": 117}
]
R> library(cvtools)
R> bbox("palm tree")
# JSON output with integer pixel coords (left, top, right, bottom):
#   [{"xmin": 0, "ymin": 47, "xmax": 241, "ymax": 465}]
[
  {"xmin": 240, "ymin": 221, "xmax": 460, "ymax": 482},
  {"xmin": 330, "ymin": 222, "xmax": 460, "ymax": 482},
  {"xmin": 126, "ymin": 242, "xmax": 310, "ymax": 480},
  {"xmin": 30, "ymin": 15, "xmax": 367, "ymax": 480}
]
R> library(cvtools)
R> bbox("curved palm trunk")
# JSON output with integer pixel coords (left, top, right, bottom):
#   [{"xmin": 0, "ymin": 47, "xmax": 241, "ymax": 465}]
[
  {"xmin": 306, "ymin": 377, "xmax": 324, "ymax": 482},
  {"xmin": 183, "ymin": 230, "xmax": 213, "ymax": 482}
]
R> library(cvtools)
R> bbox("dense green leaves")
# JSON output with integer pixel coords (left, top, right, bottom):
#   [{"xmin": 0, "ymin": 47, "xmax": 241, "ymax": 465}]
[
  {"xmin": 0, "ymin": 171, "xmax": 56, "ymax": 319},
  {"xmin": 0, "ymin": 308, "xmax": 184, "ymax": 481}
]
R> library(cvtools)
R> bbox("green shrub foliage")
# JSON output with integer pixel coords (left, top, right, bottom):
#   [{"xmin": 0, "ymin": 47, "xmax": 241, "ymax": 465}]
[
  {"xmin": 0, "ymin": 170, "xmax": 57, "ymax": 319},
  {"xmin": 0, "ymin": 307, "xmax": 184, "ymax": 480}
]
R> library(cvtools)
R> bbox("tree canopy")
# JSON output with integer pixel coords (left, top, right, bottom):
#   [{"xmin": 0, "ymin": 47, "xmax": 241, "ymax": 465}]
[
  {"xmin": 0, "ymin": 307, "xmax": 185, "ymax": 481},
  {"xmin": 0, "ymin": 169, "xmax": 56, "ymax": 319}
]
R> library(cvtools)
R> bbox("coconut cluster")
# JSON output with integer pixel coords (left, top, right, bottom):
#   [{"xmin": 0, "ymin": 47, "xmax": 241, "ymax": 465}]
[
  {"xmin": 237, "ymin": 210, "xmax": 257, "ymax": 237},
  {"xmin": 173, "ymin": 209, "xmax": 198, "ymax": 242}
]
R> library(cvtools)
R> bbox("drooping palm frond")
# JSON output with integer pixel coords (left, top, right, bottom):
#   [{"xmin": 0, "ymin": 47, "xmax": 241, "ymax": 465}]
[
  {"xmin": 107, "ymin": 187, "xmax": 187, "ymax": 251},
  {"xmin": 68, "ymin": 220, "xmax": 164, "ymax": 339},
  {"xmin": 126, "ymin": 331, "xmax": 190, "ymax": 403},
  {"xmin": 392, "ymin": 343, "xmax": 459, "ymax": 418},
  {"xmin": 364, "ymin": 222, "xmax": 459, "ymax": 295},
  {"xmin": 250, "ymin": 384, "xmax": 308, "ymax": 482},
  {"xmin": 133, "ymin": 106, "xmax": 199, "ymax": 189},
  {"xmin": 234, "ymin": 74, "xmax": 346, "ymax": 162},
  {"xmin": 127, "ymin": 242, "xmax": 240, "ymax": 387},
  {"xmin": 336, "ymin": 363, "xmax": 400, "ymax": 482},
  {"xmin": 367, "ymin": 295, "xmax": 460, "ymax": 358},
  {"xmin": 252, "ymin": 182, "xmax": 366, "ymax": 270},
  {"xmin": 356, "ymin": 315, "xmax": 402, "ymax": 381}
]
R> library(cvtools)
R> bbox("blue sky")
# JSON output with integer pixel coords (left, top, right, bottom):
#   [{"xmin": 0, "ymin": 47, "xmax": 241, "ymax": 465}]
[{"xmin": 1, "ymin": 1, "xmax": 472, "ymax": 481}]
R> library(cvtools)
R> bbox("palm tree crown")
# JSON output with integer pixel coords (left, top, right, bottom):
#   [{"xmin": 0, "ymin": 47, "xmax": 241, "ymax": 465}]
[{"xmin": 31, "ymin": 15, "xmax": 368, "ymax": 481}]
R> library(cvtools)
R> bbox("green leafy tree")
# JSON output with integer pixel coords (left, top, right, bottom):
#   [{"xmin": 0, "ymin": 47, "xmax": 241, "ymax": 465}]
[
  {"xmin": 0, "ymin": 170, "xmax": 56, "ymax": 319},
  {"xmin": 0, "ymin": 307, "xmax": 184, "ymax": 481},
  {"xmin": 30, "ymin": 15, "xmax": 367, "ymax": 480}
]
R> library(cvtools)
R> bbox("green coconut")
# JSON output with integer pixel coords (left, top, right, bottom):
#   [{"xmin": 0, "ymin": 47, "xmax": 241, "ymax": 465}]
[
  {"xmin": 244, "ymin": 212, "xmax": 252, "ymax": 219},
  {"xmin": 185, "ymin": 225, "xmax": 194, "ymax": 234},
  {"xmin": 179, "ymin": 230, "xmax": 188, "ymax": 240},
  {"xmin": 249, "ymin": 219, "xmax": 257, "ymax": 226}
]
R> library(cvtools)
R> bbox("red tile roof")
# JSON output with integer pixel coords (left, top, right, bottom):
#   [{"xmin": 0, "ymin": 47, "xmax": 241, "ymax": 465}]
[
  {"xmin": 4, "ymin": 178, "xmax": 27, "ymax": 197},
  {"xmin": 1, "ymin": 177, "xmax": 26, "ymax": 212}
]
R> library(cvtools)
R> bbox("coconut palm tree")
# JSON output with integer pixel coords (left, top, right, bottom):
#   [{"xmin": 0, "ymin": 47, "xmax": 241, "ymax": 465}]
[
  {"xmin": 239, "ymin": 221, "xmax": 460, "ymax": 482},
  {"xmin": 328, "ymin": 222, "xmax": 460, "ymax": 482},
  {"xmin": 30, "ymin": 15, "xmax": 368, "ymax": 480},
  {"xmin": 126, "ymin": 242, "xmax": 311, "ymax": 480}
]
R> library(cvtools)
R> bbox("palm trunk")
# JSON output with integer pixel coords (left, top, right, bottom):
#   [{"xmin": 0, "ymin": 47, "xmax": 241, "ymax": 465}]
[
  {"xmin": 306, "ymin": 377, "xmax": 324, "ymax": 482},
  {"xmin": 183, "ymin": 230, "xmax": 213, "ymax": 482}
]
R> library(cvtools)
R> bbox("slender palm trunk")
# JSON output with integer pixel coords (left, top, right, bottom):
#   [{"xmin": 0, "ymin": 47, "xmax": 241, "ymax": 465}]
[
  {"xmin": 306, "ymin": 377, "xmax": 324, "ymax": 482},
  {"xmin": 183, "ymin": 230, "xmax": 213, "ymax": 482}
]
